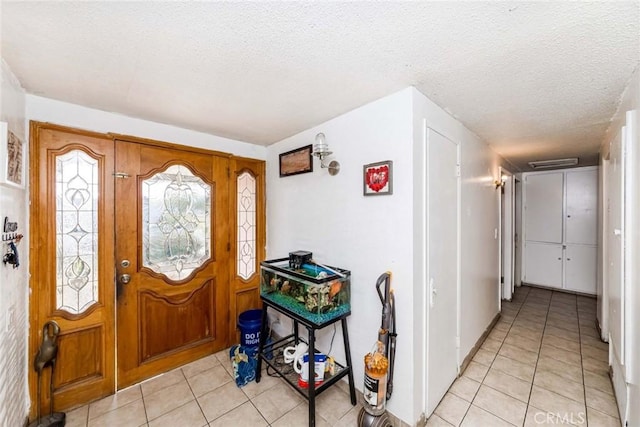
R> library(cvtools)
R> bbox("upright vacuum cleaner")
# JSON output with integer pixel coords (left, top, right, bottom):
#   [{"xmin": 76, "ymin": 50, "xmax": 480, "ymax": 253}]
[{"xmin": 358, "ymin": 272, "xmax": 397, "ymax": 427}]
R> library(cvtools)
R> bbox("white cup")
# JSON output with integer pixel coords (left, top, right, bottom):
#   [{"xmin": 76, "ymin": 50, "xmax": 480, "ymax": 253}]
[
  {"xmin": 294, "ymin": 353, "xmax": 327, "ymax": 382},
  {"xmin": 283, "ymin": 342, "xmax": 308, "ymax": 364}
]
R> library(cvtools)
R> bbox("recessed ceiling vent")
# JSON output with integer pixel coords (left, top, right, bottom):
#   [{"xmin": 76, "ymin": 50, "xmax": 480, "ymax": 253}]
[{"xmin": 528, "ymin": 158, "xmax": 578, "ymax": 169}]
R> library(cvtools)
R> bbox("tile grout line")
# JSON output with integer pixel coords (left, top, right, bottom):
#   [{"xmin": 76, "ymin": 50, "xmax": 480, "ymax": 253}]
[
  {"xmin": 203, "ymin": 360, "xmax": 275, "ymax": 427},
  {"xmin": 245, "ymin": 364, "xmax": 288, "ymax": 426},
  {"xmin": 522, "ymin": 288, "xmax": 552, "ymax": 426},
  {"xmin": 527, "ymin": 292, "xmax": 595, "ymax": 425},
  {"xmin": 140, "ymin": 382, "xmax": 150, "ymax": 427},
  {"xmin": 269, "ymin": 400, "xmax": 304, "ymax": 426},
  {"xmin": 495, "ymin": 286, "xmax": 541, "ymax": 426},
  {"xmin": 178, "ymin": 367, "xmax": 210, "ymax": 427},
  {"xmin": 244, "ymin": 384, "xmax": 271, "ymax": 427},
  {"xmin": 84, "ymin": 402, "xmax": 90, "ymax": 427},
  {"xmin": 480, "ymin": 288, "xmax": 557, "ymax": 425},
  {"xmin": 457, "ymin": 286, "xmax": 530, "ymax": 426},
  {"xmin": 577, "ymin": 296, "xmax": 589, "ymax": 427}
]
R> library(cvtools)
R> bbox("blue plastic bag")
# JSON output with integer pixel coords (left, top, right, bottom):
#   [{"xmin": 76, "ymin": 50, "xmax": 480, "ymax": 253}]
[{"xmin": 229, "ymin": 345, "xmax": 258, "ymax": 387}]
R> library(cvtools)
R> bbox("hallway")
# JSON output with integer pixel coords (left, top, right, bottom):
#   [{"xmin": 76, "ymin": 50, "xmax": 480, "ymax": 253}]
[{"xmin": 429, "ymin": 286, "xmax": 619, "ymax": 426}]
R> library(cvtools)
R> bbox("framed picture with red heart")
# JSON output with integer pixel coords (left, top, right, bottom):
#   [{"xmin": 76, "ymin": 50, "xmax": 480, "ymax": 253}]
[{"xmin": 363, "ymin": 160, "xmax": 393, "ymax": 196}]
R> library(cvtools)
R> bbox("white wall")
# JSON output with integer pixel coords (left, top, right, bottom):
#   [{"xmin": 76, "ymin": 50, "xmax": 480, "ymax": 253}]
[
  {"xmin": 0, "ymin": 59, "xmax": 29, "ymax": 427},
  {"xmin": 266, "ymin": 88, "xmax": 416, "ymax": 423},
  {"xmin": 458, "ymin": 126, "xmax": 502, "ymax": 357},
  {"xmin": 266, "ymin": 87, "xmax": 504, "ymax": 424},
  {"xmin": 411, "ymin": 88, "xmax": 503, "ymax": 421},
  {"xmin": 514, "ymin": 174, "xmax": 523, "ymax": 286},
  {"xmin": 411, "ymin": 87, "xmax": 502, "ymax": 367},
  {"xmin": 26, "ymin": 95, "xmax": 266, "ymax": 160},
  {"xmin": 601, "ymin": 66, "xmax": 640, "ymax": 426},
  {"xmin": 597, "ymin": 152, "xmax": 609, "ymax": 340}
]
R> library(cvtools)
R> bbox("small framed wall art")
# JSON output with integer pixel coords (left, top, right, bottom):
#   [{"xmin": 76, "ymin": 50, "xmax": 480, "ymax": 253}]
[
  {"xmin": 363, "ymin": 160, "xmax": 393, "ymax": 196},
  {"xmin": 279, "ymin": 144, "xmax": 313, "ymax": 177},
  {"xmin": 0, "ymin": 122, "xmax": 25, "ymax": 189}
]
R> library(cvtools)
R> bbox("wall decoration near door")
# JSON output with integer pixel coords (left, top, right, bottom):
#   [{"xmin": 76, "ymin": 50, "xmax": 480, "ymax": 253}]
[
  {"xmin": 0, "ymin": 121, "xmax": 25, "ymax": 188},
  {"xmin": 279, "ymin": 144, "xmax": 313, "ymax": 177},
  {"xmin": 2, "ymin": 216, "xmax": 22, "ymax": 269},
  {"xmin": 363, "ymin": 160, "xmax": 393, "ymax": 196}
]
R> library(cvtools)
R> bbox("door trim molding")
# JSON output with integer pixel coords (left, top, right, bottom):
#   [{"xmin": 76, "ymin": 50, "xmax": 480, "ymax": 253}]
[
  {"xmin": 28, "ymin": 121, "xmax": 266, "ymax": 417},
  {"xmin": 29, "ymin": 121, "xmax": 117, "ymax": 418},
  {"xmin": 110, "ymin": 133, "xmax": 233, "ymax": 158}
]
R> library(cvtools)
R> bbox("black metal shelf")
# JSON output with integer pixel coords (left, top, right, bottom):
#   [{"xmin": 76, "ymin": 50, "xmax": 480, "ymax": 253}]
[
  {"xmin": 261, "ymin": 334, "xmax": 350, "ymax": 400},
  {"xmin": 256, "ymin": 297, "xmax": 356, "ymax": 427}
]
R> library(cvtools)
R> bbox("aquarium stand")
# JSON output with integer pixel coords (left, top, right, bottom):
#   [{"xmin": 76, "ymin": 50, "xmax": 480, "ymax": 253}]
[{"xmin": 256, "ymin": 297, "xmax": 356, "ymax": 427}]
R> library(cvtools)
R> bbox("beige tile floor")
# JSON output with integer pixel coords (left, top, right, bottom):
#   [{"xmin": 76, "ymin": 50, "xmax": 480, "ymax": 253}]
[
  {"xmin": 428, "ymin": 285, "xmax": 621, "ymax": 427},
  {"xmin": 64, "ymin": 285, "xmax": 619, "ymax": 427},
  {"xmin": 64, "ymin": 348, "xmax": 362, "ymax": 427}
]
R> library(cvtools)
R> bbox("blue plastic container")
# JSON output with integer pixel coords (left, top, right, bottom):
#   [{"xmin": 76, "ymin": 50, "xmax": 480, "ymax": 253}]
[{"xmin": 238, "ymin": 309, "xmax": 262, "ymax": 348}]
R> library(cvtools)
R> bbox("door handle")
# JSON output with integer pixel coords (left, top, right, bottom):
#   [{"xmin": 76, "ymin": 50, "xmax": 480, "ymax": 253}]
[
  {"xmin": 120, "ymin": 273, "xmax": 131, "ymax": 284},
  {"xmin": 429, "ymin": 278, "xmax": 437, "ymax": 307}
]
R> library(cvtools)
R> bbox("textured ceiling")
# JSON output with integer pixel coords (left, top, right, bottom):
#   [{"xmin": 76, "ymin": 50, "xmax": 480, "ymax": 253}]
[{"xmin": 2, "ymin": 2, "xmax": 639, "ymax": 170}]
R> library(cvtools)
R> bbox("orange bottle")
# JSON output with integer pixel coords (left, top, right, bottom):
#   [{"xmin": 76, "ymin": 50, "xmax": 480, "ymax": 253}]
[{"xmin": 363, "ymin": 340, "xmax": 388, "ymax": 416}]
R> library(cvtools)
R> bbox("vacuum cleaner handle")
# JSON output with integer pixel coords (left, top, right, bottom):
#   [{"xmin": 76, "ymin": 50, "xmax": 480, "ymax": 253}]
[
  {"xmin": 376, "ymin": 272, "xmax": 392, "ymax": 349},
  {"xmin": 387, "ymin": 291, "xmax": 397, "ymax": 400},
  {"xmin": 375, "ymin": 272, "xmax": 390, "ymax": 305}
]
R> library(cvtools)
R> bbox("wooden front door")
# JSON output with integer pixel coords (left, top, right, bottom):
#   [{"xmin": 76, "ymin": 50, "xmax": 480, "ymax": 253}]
[
  {"xmin": 29, "ymin": 123, "xmax": 261, "ymax": 415},
  {"xmin": 30, "ymin": 123, "xmax": 116, "ymax": 413},
  {"xmin": 114, "ymin": 138, "xmax": 230, "ymax": 388},
  {"xmin": 228, "ymin": 157, "xmax": 266, "ymax": 342}
]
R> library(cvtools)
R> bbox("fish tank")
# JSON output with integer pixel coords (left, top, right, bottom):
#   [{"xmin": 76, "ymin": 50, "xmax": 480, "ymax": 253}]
[{"xmin": 260, "ymin": 258, "xmax": 351, "ymax": 324}]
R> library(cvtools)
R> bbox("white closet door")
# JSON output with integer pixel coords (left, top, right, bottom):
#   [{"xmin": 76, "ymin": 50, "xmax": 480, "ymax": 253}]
[
  {"xmin": 425, "ymin": 128, "xmax": 459, "ymax": 414},
  {"xmin": 525, "ymin": 172, "xmax": 564, "ymax": 243},
  {"xmin": 609, "ymin": 128, "xmax": 625, "ymax": 367},
  {"xmin": 566, "ymin": 169, "xmax": 598, "ymax": 245},
  {"xmin": 565, "ymin": 244, "xmax": 597, "ymax": 294},
  {"xmin": 524, "ymin": 242, "xmax": 563, "ymax": 288}
]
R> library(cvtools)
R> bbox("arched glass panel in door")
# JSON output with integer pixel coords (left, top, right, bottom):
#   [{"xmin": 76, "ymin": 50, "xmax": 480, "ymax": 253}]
[
  {"xmin": 55, "ymin": 150, "xmax": 99, "ymax": 315},
  {"xmin": 237, "ymin": 171, "xmax": 256, "ymax": 280},
  {"xmin": 141, "ymin": 164, "xmax": 211, "ymax": 281}
]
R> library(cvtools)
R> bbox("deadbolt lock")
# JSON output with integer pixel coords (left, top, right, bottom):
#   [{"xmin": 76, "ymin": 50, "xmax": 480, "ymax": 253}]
[{"xmin": 121, "ymin": 259, "xmax": 130, "ymax": 268}]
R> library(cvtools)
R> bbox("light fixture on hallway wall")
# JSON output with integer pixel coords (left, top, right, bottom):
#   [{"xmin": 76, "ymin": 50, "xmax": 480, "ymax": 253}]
[
  {"xmin": 494, "ymin": 174, "xmax": 507, "ymax": 189},
  {"xmin": 312, "ymin": 133, "xmax": 340, "ymax": 176}
]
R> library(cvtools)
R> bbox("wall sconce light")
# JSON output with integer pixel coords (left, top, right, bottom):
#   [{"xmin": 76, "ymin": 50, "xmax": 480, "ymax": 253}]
[
  {"xmin": 494, "ymin": 175, "xmax": 507, "ymax": 189},
  {"xmin": 312, "ymin": 133, "xmax": 340, "ymax": 176}
]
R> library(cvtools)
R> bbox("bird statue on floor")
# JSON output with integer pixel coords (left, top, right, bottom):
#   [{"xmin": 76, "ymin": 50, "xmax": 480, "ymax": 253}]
[
  {"xmin": 34, "ymin": 321, "xmax": 60, "ymax": 376},
  {"xmin": 29, "ymin": 321, "xmax": 65, "ymax": 427}
]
